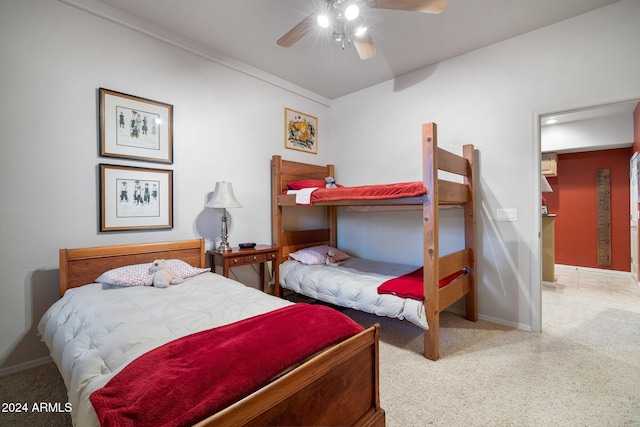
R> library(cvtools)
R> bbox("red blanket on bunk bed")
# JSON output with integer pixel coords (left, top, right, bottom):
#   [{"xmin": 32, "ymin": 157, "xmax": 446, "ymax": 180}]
[
  {"xmin": 89, "ymin": 304, "xmax": 363, "ymax": 427},
  {"xmin": 310, "ymin": 181, "xmax": 425, "ymax": 203},
  {"xmin": 377, "ymin": 268, "xmax": 467, "ymax": 300}
]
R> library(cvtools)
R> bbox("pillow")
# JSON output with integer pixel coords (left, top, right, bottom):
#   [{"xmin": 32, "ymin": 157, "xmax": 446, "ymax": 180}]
[
  {"xmin": 287, "ymin": 180, "xmax": 343, "ymax": 190},
  {"xmin": 288, "ymin": 245, "xmax": 350, "ymax": 265},
  {"xmin": 165, "ymin": 259, "xmax": 210, "ymax": 279},
  {"xmin": 96, "ymin": 259, "xmax": 209, "ymax": 287},
  {"xmin": 96, "ymin": 264, "xmax": 149, "ymax": 287}
]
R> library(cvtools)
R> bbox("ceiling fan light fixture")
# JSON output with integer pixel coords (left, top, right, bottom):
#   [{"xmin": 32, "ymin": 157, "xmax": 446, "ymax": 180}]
[
  {"xmin": 317, "ymin": 13, "xmax": 330, "ymax": 28},
  {"xmin": 278, "ymin": 0, "xmax": 447, "ymax": 60},
  {"xmin": 344, "ymin": 4, "xmax": 360, "ymax": 20}
]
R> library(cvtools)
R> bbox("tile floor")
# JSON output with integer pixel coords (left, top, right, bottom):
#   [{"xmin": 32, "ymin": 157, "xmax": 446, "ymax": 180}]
[{"xmin": 552, "ymin": 264, "xmax": 640, "ymax": 299}]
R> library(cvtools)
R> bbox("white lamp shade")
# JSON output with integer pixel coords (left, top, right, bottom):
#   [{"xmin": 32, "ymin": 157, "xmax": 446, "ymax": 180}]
[{"xmin": 205, "ymin": 182, "xmax": 242, "ymax": 208}]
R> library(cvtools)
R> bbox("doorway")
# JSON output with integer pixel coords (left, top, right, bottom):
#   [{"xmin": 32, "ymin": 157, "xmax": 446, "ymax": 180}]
[{"xmin": 539, "ymin": 99, "xmax": 638, "ymax": 288}]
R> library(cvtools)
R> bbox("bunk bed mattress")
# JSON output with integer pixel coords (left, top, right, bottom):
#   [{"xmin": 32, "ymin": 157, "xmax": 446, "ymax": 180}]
[
  {"xmin": 38, "ymin": 272, "xmax": 293, "ymax": 427},
  {"xmin": 287, "ymin": 181, "xmax": 426, "ymax": 204},
  {"xmin": 280, "ymin": 257, "xmax": 428, "ymax": 329}
]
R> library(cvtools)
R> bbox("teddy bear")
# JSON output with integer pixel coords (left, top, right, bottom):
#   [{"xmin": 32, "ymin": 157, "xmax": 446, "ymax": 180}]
[
  {"xmin": 325, "ymin": 249, "xmax": 342, "ymax": 266},
  {"xmin": 325, "ymin": 176, "xmax": 337, "ymax": 188},
  {"xmin": 146, "ymin": 259, "xmax": 183, "ymax": 288}
]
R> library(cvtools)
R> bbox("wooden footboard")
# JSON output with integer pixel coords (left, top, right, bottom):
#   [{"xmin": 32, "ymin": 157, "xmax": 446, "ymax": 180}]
[{"xmin": 195, "ymin": 324, "xmax": 385, "ymax": 427}]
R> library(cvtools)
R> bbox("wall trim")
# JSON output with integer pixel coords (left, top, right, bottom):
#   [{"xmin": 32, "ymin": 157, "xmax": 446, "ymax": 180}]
[
  {"xmin": 0, "ymin": 356, "xmax": 53, "ymax": 378},
  {"xmin": 447, "ymin": 308, "xmax": 532, "ymax": 332},
  {"xmin": 56, "ymin": 0, "xmax": 332, "ymax": 108},
  {"xmin": 555, "ymin": 264, "xmax": 633, "ymax": 276}
]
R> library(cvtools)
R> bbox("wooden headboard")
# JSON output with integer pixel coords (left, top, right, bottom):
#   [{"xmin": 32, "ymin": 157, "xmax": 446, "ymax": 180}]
[
  {"xmin": 59, "ymin": 239, "xmax": 205, "ymax": 296},
  {"xmin": 271, "ymin": 156, "xmax": 337, "ymax": 260}
]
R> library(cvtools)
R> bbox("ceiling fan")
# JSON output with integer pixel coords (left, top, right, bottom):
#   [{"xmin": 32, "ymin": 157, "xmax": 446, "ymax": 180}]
[{"xmin": 277, "ymin": 0, "xmax": 447, "ymax": 60}]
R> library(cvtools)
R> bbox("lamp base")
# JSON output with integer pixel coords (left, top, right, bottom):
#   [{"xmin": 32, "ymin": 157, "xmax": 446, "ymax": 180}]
[
  {"xmin": 216, "ymin": 242, "xmax": 232, "ymax": 252},
  {"xmin": 217, "ymin": 209, "xmax": 232, "ymax": 252}
]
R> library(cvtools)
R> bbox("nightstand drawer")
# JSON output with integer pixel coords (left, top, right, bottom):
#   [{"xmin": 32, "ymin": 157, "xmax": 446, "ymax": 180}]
[
  {"xmin": 230, "ymin": 257, "xmax": 243, "ymax": 266},
  {"xmin": 244, "ymin": 253, "xmax": 266, "ymax": 263}
]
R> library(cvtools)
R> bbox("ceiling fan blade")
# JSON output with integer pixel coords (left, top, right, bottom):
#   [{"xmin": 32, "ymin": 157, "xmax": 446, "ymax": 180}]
[
  {"xmin": 366, "ymin": 0, "xmax": 447, "ymax": 14},
  {"xmin": 353, "ymin": 34, "xmax": 377, "ymax": 60},
  {"xmin": 277, "ymin": 12, "xmax": 318, "ymax": 47}
]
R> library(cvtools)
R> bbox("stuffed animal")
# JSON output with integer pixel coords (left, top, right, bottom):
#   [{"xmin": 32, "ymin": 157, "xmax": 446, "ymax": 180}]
[
  {"xmin": 325, "ymin": 249, "xmax": 342, "ymax": 266},
  {"xmin": 146, "ymin": 259, "xmax": 183, "ymax": 288},
  {"xmin": 325, "ymin": 176, "xmax": 337, "ymax": 188}
]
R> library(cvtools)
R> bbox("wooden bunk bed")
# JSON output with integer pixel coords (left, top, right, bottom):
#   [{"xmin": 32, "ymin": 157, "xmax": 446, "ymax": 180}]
[
  {"xmin": 41, "ymin": 239, "xmax": 385, "ymax": 426},
  {"xmin": 271, "ymin": 122, "xmax": 477, "ymax": 361}
]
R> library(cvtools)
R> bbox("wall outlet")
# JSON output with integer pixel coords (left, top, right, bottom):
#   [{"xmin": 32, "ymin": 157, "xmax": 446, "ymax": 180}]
[{"xmin": 497, "ymin": 208, "xmax": 517, "ymax": 222}]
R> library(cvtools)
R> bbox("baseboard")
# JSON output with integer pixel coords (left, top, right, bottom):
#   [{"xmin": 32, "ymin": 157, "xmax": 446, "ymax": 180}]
[
  {"xmin": 446, "ymin": 308, "xmax": 532, "ymax": 332},
  {"xmin": 0, "ymin": 356, "xmax": 53, "ymax": 377},
  {"xmin": 555, "ymin": 264, "xmax": 632, "ymax": 276}
]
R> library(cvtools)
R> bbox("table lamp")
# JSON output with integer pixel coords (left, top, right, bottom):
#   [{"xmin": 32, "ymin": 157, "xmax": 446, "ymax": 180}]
[{"xmin": 205, "ymin": 182, "xmax": 242, "ymax": 252}]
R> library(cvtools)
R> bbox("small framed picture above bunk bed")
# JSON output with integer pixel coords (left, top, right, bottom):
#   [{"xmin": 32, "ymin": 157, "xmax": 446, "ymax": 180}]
[
  {"xmin": 271, "ymin": 122, "xmax": 478, "ymax": 361},
  {"xmin": 284, "ymin": 108, "xmax": 318, "ymax": 154}
]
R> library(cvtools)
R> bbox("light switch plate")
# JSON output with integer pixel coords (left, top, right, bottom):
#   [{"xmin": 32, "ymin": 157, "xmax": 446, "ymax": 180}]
[{"xmin": 497, "ymin": 208, "xmax": 517, "ymax": 222}]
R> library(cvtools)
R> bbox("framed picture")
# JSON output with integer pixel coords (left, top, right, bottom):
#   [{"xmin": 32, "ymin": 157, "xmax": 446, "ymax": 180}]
[
  {"xmin": 100, "ymin": 164, "xmax": 173, "ymax": 232},
  {"xmin": 99, "ymin": 88, "xmax": 173, "ymax": 163},
  {"xmin": 541, "ymin": 205, "xmax": 549, "ymax": 215},
  {"xmin": 285, "ymin": 108, "xmax": 317, "ymax": 154}
]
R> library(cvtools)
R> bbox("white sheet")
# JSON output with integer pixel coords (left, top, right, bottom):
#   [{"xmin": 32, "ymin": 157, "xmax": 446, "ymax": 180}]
[
  {"xmin": 280, "ymin": 258, "xmax": 428, "ymax": 329},
  {"xmin": 37, "ymin": 272, "xmax": 292, "ymax": 427},
  {"xmin": 286, "ymin": 187, "xmax": 318, "ymax": 204}
]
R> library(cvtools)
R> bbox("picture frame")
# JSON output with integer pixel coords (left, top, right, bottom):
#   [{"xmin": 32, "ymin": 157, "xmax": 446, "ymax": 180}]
[
  {"xmin": 99, "ymin": 88, "xmax": 173, "ymax": 163},
  {"xmin": 100, "ymin": 164, "xmax": 173, "ymax": 232},
  {"xmin": 541, "ymin": 205, "xmax": 549, "ymax": 215},
  {"xmin": 285, "ymin": 108, "xmax": 318, "ymax": 154}
]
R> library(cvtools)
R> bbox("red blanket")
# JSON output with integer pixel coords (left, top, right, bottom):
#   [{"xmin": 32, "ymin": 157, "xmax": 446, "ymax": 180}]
[
  {"xmin": 310, "ymin": 181, "xmax": 425, "ymax": 203},
  {"xmin": 89, "ymin": 304, "xmax": 363, "ymax": 427},
  {"xmin": 377, "ymin": 268, "xmax": 467, "ymax": 300}
]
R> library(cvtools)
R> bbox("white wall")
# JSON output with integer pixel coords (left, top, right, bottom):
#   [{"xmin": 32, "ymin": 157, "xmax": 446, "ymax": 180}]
[
  {"xmin": 329, "ymin": 0, "xmax": 640, "ymax": 330},
  {"xmin": 0, "ymin": 0, "xmax": 331, "ymax": 372}
]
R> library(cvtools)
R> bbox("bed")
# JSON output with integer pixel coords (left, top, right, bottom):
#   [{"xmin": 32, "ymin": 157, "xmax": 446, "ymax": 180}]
[
  {"xmin": 271, "ymin": 122, "xmax": 477, "ymax": 361},
  {"xmin": 39, "ymin": 239, "xmax": 385, "ymax": 426}
]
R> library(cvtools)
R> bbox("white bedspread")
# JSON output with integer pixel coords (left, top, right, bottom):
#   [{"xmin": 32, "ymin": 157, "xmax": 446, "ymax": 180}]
[
  {"xmin": 37, "ymin": 272, "xmax": 292, "ymax": 427},
  {"xmin": 280, "ymin": 258, "xmax": 428, "ymax": 329}
]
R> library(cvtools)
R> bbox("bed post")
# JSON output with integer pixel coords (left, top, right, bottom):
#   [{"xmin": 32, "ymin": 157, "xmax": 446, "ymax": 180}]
[
  {"xmin": 422, "ymin": 122, "xmax": 440, "ymax": 361},
  {"xmin": 271, "ymin": 155, "xmax": 283, "ymax": 254},
  {"xmin": 327, "ymin": 164, "xmax": 338, "ymax": 248},
  {"xmin": 463, "ymin": 144, "xmax": 478, "ymax": 322}
]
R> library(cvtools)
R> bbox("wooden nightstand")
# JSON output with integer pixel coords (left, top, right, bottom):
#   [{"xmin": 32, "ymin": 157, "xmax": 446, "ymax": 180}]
[{"xmin": 208, "ymin": 245, "xmax": 280, "ymax": 295}]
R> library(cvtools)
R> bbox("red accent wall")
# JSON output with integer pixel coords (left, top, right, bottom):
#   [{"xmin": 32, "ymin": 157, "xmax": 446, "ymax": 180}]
[{"xmin": 545, "ymin": 148, "xmax": 630, "ymax": 271}]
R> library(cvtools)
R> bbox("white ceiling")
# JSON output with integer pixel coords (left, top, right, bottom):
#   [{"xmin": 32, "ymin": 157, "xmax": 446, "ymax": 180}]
[{"xmin": 93, "ymin": 0, "xmax": 622, "ymax": 100}]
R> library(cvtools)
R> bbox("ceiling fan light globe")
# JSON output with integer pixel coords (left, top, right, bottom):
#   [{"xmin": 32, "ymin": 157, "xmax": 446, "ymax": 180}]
[
  {"xmin": 317, "ymin": 14, "xmax": 330, "ymax": 28},
  {"xmin": 344, "ymin": 4, "xmax": 359, "ymax": 20}
]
